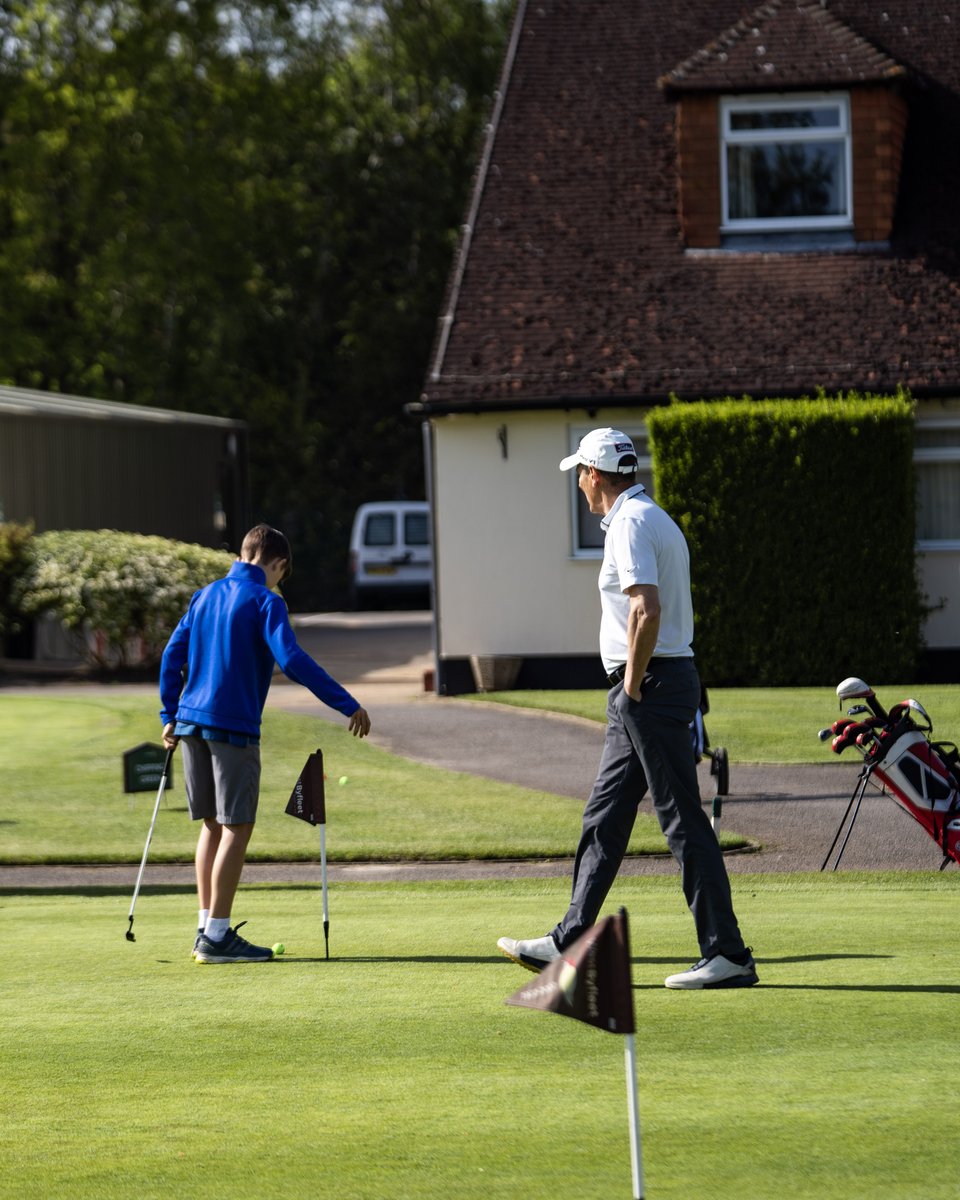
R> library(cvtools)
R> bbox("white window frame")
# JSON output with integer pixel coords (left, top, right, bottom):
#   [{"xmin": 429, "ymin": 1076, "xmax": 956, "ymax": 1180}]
[
  {"xmin": 915, "ymin": 418, "xmax": 960, "ymax": 552},
  {"xmin": 720, "ymin": 92, "xmax": 853, "ymax": 233},
  {"xmin": 568, "ymin": 424, "xmax": 653, "ymax": 558}
]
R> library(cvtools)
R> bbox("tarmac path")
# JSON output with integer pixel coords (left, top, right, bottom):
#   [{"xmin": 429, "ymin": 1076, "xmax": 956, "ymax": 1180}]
[{"xmin": 1, "ymin": 610, "xmax": 953, "ymax": 887}]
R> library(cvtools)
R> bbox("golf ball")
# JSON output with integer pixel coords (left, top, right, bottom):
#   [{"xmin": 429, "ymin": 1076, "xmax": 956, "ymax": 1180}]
[
  {"xmin": 339, "ymin": 775, "xmax": 349, "ymax": 785},
  {"xmin": 272, "ymin": 943, "xmax": 285, "ymax": 956}
]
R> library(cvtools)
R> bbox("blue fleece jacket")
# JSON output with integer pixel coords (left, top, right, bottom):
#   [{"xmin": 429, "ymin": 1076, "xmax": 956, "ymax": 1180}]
[{"xmin": 159, "ymin": 561, "xmax": 359, "ymax": 737}]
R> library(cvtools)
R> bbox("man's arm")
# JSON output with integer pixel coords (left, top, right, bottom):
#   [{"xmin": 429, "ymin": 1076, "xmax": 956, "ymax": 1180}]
[{"xmin": 623, "ymin": 584, "xmax": 661, "ymax": 701}]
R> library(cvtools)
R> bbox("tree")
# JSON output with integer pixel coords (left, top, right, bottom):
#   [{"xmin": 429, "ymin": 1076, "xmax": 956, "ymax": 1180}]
[{"xmin": 0, "ymin": 0, "xmax": 510, "ymax": 604}]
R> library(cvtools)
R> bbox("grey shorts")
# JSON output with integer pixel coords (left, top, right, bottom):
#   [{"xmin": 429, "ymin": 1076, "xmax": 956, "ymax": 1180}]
[{"xmin": 180, "ymin": 736, "xmax": 261, "ymax": 825}]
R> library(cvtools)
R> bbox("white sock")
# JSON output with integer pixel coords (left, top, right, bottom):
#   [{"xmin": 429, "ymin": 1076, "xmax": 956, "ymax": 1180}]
[
  {"xmin": 198, "ymin": 909, "xmax": 210, "ymax": 932},
  {"xmin": 205, "ymin": 916, "xmax": 231, "ymax": 942}
]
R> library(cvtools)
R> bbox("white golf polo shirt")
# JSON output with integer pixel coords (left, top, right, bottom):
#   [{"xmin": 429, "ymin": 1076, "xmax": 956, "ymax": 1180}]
[{"xmin": 597, "ymin": 484, "xmax": 694, "ymax": 672}]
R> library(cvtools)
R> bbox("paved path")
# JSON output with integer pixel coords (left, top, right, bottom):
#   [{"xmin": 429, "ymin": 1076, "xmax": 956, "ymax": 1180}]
[{"xmin": 1, "ymin": 611, "xmax": 952, "ymax": 887}]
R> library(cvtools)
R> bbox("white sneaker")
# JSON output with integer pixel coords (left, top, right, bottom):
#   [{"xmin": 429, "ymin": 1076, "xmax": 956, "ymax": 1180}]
[
  {"xmin": 665, "ymin": 950, "xmax": 758, "ymax": 990},
  {"xmin": 497, "ymin": 934, "xmax": 560, "ymax": 973}
]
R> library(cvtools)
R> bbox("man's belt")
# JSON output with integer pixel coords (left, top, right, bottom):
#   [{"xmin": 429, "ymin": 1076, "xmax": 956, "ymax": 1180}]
[{"xmin": 606, "ymin": 665, "xmax": 626, "ymax": 687}]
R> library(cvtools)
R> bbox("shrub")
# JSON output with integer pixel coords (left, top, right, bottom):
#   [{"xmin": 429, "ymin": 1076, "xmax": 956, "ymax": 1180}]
[
  {"xmin": 14, "ymin": 531, "xmax": 234, "ymax": 668},
  {"xmin": 0, "ymin": 522, "xmax": 35, "ymax": 639},
  {"xmin": 647, "ymin": 391, "xmax": 922, "ymax": 686}
]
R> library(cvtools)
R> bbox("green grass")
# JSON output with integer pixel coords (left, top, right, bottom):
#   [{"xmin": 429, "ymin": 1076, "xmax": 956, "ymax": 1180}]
[
  {"xmin": 472, "ymin": 685, "xmax": 960, "ymax": 763},
  {"xmin": 1, "ymin": 875, "xmax": 958, "ymax": 1199},
  {"xmin": 1, "ymin": 695, "xmax": 737, "ymax": 864}
]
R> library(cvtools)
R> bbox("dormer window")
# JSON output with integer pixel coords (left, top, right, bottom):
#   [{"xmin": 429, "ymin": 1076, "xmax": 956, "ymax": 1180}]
[{"xmin": 721, "ymin": 93, "xmax": 852, "ymax": 232}]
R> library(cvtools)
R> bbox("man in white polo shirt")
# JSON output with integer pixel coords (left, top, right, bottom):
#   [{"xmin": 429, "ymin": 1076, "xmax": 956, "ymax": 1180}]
[{"xmin": 498, "ymin": 428, "xmax": 757, "ymax": 989}]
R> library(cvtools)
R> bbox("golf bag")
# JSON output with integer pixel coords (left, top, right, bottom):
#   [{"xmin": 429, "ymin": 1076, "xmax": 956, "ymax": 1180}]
[{"xmin": 819, "ymin": 678, "xmax": 960, "ymax": 870}]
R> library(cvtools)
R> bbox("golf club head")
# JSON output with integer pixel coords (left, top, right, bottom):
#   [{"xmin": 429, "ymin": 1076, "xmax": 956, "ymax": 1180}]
[
  {"xmin": 837, "ymin": 677, "xmax": 873, "ymax": 703},
  {"xmin": 125, "ymin": 930, "xmax": 136, "ymax": 942},
  {"xmin": 846, "ymin": 705, "xmax": 870, "ymax": 717},
  {"xmin": 889, "ymin": 698, "xmax": 933, "ymax": 731},
  {"xmin": 836, "ymin": 677, "xmax": 887, "ymax": 719},
  {"xmin": 831, "ymin": 721, "xmax": 872, "ymax": 754},
  {"xmin": 819, "ymin": 717, "xmax": 855, "ymax": 742}
]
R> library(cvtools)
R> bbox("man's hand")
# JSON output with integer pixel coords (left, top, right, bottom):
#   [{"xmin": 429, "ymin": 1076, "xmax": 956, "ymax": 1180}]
[
  {"xmin": 348, "ymin": 707, "xmax": 371, "ymax": 738},
  {"xmin": 162, "ymin": 722, "xmax": 180, "ymax": 751}
]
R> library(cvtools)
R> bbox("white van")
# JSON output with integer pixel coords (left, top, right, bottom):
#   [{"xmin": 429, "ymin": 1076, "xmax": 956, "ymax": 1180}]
[{"xmin": 348, "ymin": 501, "xmax": 432, "ymax": 607}]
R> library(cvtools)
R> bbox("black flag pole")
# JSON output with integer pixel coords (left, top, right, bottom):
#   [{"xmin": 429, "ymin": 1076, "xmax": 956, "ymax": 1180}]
[{"xmin": 285, "ymin": 749, "xmax": 328, "ymax": 958}]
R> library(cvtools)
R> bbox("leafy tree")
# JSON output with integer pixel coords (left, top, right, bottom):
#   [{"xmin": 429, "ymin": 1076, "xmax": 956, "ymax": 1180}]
[{"xmin": 0, "ymin": 0, "xmax": 510, "ymax": 605}]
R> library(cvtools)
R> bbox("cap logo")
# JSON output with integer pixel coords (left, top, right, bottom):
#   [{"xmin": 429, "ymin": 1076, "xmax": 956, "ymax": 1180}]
[{"xmin": 614, "ymin": 441, "xmax": 632, "ymax": 453}]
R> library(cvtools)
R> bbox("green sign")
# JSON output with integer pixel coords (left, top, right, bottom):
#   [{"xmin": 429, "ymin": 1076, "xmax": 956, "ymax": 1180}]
[{"xmin": 123, "ymin": 743, "xmax": 173, "ymax": 794}]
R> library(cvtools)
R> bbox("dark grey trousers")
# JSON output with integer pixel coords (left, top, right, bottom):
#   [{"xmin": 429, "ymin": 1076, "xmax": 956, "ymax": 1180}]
[{"xmin": 550, "ymin": 657, "xmax": 746, "ymax": 959}]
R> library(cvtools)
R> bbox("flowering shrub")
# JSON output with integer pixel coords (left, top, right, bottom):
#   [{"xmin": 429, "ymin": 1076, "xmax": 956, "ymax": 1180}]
[{"xmin": 14, "ymin": 531, "xmax": 233, "ymax": 668}]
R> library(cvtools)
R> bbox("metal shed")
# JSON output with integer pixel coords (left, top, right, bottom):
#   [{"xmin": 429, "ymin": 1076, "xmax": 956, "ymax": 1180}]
[{"xmin": 0, "ymin": 386, "xmax": 249, "ymax": 550}]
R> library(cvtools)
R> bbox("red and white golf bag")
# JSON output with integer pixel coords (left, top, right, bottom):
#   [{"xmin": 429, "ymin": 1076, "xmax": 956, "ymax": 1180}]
[
  {"xmin": 821, "ymin": 682, "xmax": 960, "ymax": 870},
  {"xmin": 866, "ymin": 723, "xmax": 960, "ymax": 865}
]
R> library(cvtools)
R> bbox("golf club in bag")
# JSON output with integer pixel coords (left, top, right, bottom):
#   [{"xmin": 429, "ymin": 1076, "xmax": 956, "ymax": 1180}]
[
  {"xmin": 126, "ymin": 746, "xmax": 175, "ymax": 941},
  {"xmin": 818, "ymin": 677, "xmax": 960, "ymax": 871}
]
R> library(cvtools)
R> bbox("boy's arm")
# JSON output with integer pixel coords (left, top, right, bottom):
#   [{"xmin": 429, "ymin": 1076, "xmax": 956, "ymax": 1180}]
[
  {"xmin": 262, "ymin": 598, "xmax": 369, "ymax": 728},
  {"xmin": 159, "ymin": 614, "xmax": 191, "ymax": 727}
]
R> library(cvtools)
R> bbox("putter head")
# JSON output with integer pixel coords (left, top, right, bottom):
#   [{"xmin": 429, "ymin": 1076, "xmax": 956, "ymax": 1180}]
[{"xmin": 125, "ymin": 930, "xmax": 136, "ymax": 942}]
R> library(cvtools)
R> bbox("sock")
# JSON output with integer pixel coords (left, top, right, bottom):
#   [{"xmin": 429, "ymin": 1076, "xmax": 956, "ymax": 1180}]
[
  {"xmin": 205, "ymin": 916, "xmax": 231, "ymax": 942},
  {"xmin": 198, "ymin": 908, "xmax": 210, "ymax": 933}
]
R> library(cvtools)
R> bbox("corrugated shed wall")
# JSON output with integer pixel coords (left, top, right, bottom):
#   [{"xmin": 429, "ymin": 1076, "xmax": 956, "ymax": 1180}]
[{"xmin": 0, "ymin": 413, "xmax": 244, "ymax": 548}]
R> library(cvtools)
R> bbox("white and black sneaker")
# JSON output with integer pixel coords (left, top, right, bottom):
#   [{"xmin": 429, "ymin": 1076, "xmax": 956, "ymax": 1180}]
[
  {"xmin": 497, "ymin": 934, "xmax": 560, "ymax": 973},
  {"xmin": 665, "ymin": 949, "xmax": 758, "ymax": 990}
]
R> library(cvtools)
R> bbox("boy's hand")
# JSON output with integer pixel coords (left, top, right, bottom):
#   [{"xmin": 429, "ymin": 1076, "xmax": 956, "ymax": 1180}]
[
  {"xmin": 348, "ymin": 707, "xmax": 371, "ymax": 739},
  {"xmin": 162, "ymin": 723, "xmax": 180, "ymax": 750}
]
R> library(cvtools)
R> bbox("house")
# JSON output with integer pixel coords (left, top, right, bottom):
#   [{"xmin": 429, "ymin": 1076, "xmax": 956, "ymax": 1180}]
[{"xmin": 408, "ymin": 0, "xmax": 960, "ymax": 694}]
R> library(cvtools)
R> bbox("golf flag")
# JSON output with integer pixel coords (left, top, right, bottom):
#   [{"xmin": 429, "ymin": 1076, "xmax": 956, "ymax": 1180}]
[
  {"xmin": 285, "ymin": 749, "xmax": 330, "ymax": 958},
  {"xmin": 505, "ymin": 909, "xmax": 644, "ymax": 1198},
  {"xmin": 285, "ymin": 750, "xmax": 326, "ymax": 825},
  {"xmin": 505, "ymin": 909, "xmax": 635, "ymax": 1034}
]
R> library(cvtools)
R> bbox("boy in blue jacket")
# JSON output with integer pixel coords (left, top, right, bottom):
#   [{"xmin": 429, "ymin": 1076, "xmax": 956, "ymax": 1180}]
[{"xmin": 160, "ymin": 524, "xmax": 371, "ymax": 963}]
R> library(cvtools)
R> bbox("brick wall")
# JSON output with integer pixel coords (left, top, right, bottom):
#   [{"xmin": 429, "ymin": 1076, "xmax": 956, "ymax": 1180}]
[
  {"xmin": 676, "ymin": 93, "xmax": 721, "ymax": 248},
  {"xmin": 851, "ymin": 86, "xmax": 908, "ymax": 242}
]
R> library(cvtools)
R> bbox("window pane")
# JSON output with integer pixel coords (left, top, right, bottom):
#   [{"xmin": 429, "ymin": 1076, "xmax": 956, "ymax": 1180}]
[
  {"xmin": 730, "ymin": 106, "xmax": 841, "ymax": 131},
  {"xmin": 363, "ymin": 514, "xmax": 395, "ymax": 546},
  {"xmin": 577, "ymin": 466, "xmax": 655, "ymax": 550},
  {"xmin": 916, "ymin": 462, "xmax": 960, "ymax": 540},
  {"xmin": 404, "ymin": 512, "xmax": 430, "ymax": 545},
  {"xmin": 727, "ymin": 141, "xmax": 845, "ymax": 219}
]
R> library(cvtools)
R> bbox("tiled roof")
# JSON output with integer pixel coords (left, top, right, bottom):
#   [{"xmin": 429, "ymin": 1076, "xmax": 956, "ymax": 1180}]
[
  {"xmin": 417, "ymin": 0, "xmax": 960, "ymax": 413},
  {"xmin": 661, "ymin": 1, "xmax": 905, "ymax": 92}
]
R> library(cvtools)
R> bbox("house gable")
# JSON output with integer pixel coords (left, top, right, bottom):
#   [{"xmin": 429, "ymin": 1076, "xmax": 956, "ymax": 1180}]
[{"xmin": 663, "ymin": 2, "xmax": 909, "ymax": 249}]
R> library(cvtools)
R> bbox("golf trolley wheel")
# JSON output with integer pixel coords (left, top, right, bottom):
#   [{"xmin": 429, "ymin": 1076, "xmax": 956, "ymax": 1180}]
[{"xmin": 709, "ymin": 747, "xmax": 729, "ymax": 797}]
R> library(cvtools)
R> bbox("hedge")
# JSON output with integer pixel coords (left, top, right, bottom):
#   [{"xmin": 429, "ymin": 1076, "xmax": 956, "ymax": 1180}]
[
  {"xmin": 13, "ymin": 530, "xmax": 234, "ymax": 668},
  {"xmin": 646, "ymin": 392, "xmax": 923, "ymax": 686}
]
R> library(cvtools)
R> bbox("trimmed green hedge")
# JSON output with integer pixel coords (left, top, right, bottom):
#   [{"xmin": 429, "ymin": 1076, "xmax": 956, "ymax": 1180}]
[
  {"xmin": 647, "ymin": 392, "xmax": 922, "ymax": 686},
  {"xmin": 13, "ymin": 530, "xmax": 233, "ymax": 668}
]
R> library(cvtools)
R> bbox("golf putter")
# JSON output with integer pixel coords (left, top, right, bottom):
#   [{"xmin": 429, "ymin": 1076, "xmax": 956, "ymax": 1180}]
[{"xmin": 126, "ymin": 747, "xmax": 174, "ymax": 942}]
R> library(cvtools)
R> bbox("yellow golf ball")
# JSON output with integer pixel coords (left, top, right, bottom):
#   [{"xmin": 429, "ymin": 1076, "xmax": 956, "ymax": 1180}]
[
  {"xmin": 272, "ymin": 942, "xmax": 285, "ymax": 956},
  {"xmin": 339, "ymin": 775, "xmax": 349, "ymax": 785}
]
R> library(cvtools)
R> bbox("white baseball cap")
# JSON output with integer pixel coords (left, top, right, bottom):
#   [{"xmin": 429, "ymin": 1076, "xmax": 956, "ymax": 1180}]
[{"xmin": 559, "ymin": 428, "xmax": 638, "ymax": 473}]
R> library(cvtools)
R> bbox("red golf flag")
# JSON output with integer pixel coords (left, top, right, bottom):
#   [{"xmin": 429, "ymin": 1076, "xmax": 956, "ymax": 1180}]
[
  {"xmin": 285, "ymin": 750, "xmax": 326, "ymax": 825},
  {"xmin": 505, "ymin": 909, "xmax": 635, "ymax": 1035}
]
